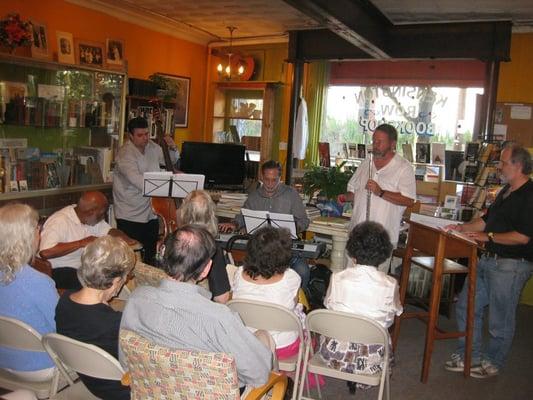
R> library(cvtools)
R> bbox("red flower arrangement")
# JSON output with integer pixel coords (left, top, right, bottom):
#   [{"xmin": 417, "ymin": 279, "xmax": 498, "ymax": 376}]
[{"xmin": 0, "ymin": 13, "xmax": 33, "ymax": 52}]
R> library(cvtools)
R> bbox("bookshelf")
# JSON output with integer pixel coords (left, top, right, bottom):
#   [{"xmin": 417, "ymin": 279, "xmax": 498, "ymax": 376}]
[{"xmin": 0, "ymin": 54, "xmax": 126, "ymax": 206}]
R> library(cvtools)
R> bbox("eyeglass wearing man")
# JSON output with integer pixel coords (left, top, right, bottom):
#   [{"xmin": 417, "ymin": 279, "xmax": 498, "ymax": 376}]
[
  {"xmin": 443, "ymin": 143, "xmax": 533, "ymax": 378},
  {"xmin": 219, "ymin": 160, "xmax": 311, "ymax": 290}
]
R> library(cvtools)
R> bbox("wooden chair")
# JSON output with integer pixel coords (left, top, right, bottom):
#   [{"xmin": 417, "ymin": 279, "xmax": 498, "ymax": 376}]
[{"xmin": 119, "ymin": 329, "xmax": 287, "ymax": 400}]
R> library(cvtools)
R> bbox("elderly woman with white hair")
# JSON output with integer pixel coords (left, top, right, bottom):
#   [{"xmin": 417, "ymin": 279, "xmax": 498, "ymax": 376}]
[
  {"xmin": 177, "ymin": 190, "xmax": 231, "ymax": 303},
  {"xmin": 0, "ymin": 203, "xmax": 58, "ymax": 382},
  {"xmin": 55, "ymin": 235, "xmax": 135, "ymax": 400}
]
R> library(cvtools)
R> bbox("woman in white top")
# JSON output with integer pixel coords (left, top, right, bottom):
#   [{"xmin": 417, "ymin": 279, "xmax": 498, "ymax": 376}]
[
  {"xmin": 321, "ymin": 221, "xmax": 402, "ymax": 392},
  {"xmin": 232, "ymin": 226, "xmax": 301, "ymax": 349}
]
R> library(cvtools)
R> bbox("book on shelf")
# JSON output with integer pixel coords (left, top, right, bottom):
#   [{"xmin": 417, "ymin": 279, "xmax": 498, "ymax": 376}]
[
  {"xmin": 463, "ymin": 163, "xmax": 479, "ymax": 183},
  {"xmin": 466, "ymin": 142, "xmax": 480, "ymax": 162},
  {"xmin": 415, "ymin": 143, "xmax": 430, "ymax": 163},
  {"xmin": 431, "ymin": 143, "xmax": 445, "ymax": 164},
  {"xmin": 357, "ymin": 144, "xmax": 366, "ymax": 159},
  {"xmin": 402, "ymin": 143, "xmax": 414, "ymax": 162}
]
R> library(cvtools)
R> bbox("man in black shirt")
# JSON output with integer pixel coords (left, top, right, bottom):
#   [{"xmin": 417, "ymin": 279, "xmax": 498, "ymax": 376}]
[{"xmin": 444, "ymin": 143, "xmax": 533, "ymax": 378}]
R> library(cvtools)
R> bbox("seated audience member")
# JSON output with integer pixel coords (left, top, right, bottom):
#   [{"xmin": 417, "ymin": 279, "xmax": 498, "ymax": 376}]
[
  {"xmin": 55, "ymin": 236, "xmax": 135, "ymax": 400},
  {"xmin": 0, "ymin": 204, "xmax": 58, "ymax": 382},
  {"xmin": 177, "ymin": 190, "xmax": 231, "ymax": 303},
  {"xmin": 232, "ymin": 226, "xmax": 301, "ymax": 350},
  {"xmin": 320, "ymin": 221, "xmax": 402, "ymax": 390},
  {"xmin": 40, "ymin": 191, "xmax": 136, "ymax": 290},
  {"xmin": 120, "ymin": 225, "xmax": 272, "ymax": 391},
  {"xmin": 232, "ymin": 226, "xmax": 324, "ymax": 388}
]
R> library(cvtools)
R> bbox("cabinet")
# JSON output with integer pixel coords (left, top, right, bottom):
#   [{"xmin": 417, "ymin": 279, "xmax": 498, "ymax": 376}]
[
  {"xmin": 210, "ymin": 81, "xmax": 280, "ymax": 164},
  {"xmin": 0, "ymin": 54, "xmax": 126, "ymax": 197}
]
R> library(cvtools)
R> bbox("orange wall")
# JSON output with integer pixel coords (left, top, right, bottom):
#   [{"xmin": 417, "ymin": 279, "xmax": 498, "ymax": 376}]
[
  {"xmin": 1, "ymin": 0, "xmax": 208, "ymax": 142},
  {"xmin": 498, "ymin": 33, "xmax": 533, "ymax": 103}
]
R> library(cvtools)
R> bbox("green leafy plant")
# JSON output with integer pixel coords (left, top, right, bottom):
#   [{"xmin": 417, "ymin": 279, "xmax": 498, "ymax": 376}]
[{"xmin": 303, "ymin": 162, "xmax": 355, "ymax": 200}]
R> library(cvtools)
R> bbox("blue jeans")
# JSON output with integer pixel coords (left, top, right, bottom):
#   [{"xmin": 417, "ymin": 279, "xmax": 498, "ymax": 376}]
[
  {"xmin": 455, "ymin": 255, "xmax": 533, "ymax": 369},
  {"xmin": 289, "ymin": 256, "xmax": 310, "ymax": 290}
]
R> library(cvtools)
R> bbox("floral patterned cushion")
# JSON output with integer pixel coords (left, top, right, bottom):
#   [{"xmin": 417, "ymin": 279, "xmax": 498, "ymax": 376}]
[
  {"xmin": 119, "ymin": 329, "xmax": 240, "ymax": 400},
  {"xmin": 132, "ymin": 262, "xmax": 167, "ymax": 288}
]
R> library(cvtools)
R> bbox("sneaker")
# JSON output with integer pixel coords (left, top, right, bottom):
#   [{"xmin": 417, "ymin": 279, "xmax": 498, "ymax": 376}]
[
  {"xmin": 470, "ymin": 361, "xmax": 499, "ymax": 379},
  {"xmin": 444, "ymin": 353, "xmax": 481, "ymax": 372}
]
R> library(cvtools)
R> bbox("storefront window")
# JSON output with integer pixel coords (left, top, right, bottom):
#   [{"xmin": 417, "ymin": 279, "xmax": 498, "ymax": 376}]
[{"xmin": 322, "ymin": 85, "xmax": 483, "ymax": 157}]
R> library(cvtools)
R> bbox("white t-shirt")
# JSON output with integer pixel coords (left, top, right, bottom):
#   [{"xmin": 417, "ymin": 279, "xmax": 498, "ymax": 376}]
[
  {"xmin": 347, "ymin": 153, "xmax": 416, "ymax": 245},
  {"xmin": 231, "ymin": 266, "xmax": 301, "ymax": 348},
  {"xmin": 40, "ymin": 205, "xmax": 111, "ymax": 270},
  {"xmin": 325, "ymin": 264, "xmax": 403, "ymax": 329}
]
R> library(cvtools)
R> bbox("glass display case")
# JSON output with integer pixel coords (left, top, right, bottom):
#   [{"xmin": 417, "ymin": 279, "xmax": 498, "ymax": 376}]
[{"xmin": 0, "ymin": 54, "xmax": 126, "ymax": 196}]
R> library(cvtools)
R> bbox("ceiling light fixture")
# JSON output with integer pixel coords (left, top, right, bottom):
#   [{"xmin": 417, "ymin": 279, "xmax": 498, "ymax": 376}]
[{"xmin": 217, "ymin": 26, "xmax": 245, "ymax": 80}]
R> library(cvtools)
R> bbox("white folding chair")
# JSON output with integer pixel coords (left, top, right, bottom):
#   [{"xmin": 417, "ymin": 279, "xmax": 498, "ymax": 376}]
[
  {"xmin": 42, "ymin": 333, "xmax": 126, "ymax": 400},
  {"xmin": 0, "ymin": 316, "xmax": 60, "ymax": 399},
  {"xmin": 227, "ymin": 299, "xmax": 305, "ymax": 400},
  {"xmin": 299, "ymin": 309, "xmax": 391, "ymax": 400}
]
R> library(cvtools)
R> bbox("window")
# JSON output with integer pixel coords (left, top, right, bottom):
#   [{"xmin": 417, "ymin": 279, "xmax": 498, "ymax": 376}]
[{"xmin": 322, "ymin": 85, "xmax": 484, "ymax": 157}]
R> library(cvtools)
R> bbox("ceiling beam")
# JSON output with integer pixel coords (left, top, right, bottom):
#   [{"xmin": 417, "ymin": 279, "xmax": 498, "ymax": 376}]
[
  {"xmin": 288, "ymin": 21, "xmax": 512, "ymax": 61},
  {"xmin": 283, "ymin": 0, "xmax": 392, "ymax": 59}
]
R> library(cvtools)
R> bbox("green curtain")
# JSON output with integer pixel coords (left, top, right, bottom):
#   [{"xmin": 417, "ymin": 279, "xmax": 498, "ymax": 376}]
[{"xmin": 305, "ymin": 61, "xmax": 329, "ymax": 166}]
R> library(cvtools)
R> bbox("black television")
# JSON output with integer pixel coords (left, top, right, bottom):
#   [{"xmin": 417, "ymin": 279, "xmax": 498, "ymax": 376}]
[{"xmin": 180, "ymin": 142, "xmax": 246, "ymax": 188}]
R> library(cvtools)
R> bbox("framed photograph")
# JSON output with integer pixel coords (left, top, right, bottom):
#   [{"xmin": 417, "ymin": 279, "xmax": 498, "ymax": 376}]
[
  {"xmin": 30, "ymin": 21, "xmax": 49, "ymax": 59},
  {"xmin": 76, "ymin": 40, "xmax": 105, "ymax": 68},
  {"xmin": 106, "ymin": 38, "xmax": 125, "ymax": 67},
  {"xmin": 157, "ymin": 73, "xmax": 190, "ymax": 128},
  {"xmin": 56, "ymin": 31, "xmax": 75, "ymax": 64}
]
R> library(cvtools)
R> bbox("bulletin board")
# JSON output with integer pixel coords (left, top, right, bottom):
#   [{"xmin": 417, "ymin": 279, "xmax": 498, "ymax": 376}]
[{"xmin": 494, "ymin": 102, "xmax": 533, "ymax": 147}]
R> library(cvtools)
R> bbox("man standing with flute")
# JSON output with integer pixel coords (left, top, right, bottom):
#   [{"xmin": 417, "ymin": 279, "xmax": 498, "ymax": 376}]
[{"xmin": 342, "ymin": 123, "xmax": 416, "ymax": 272}]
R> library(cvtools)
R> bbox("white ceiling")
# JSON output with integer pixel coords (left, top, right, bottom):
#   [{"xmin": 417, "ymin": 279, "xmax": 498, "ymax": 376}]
[{"xmin": 70, "ymin": 0, "xmax": 533, "ymax": 44}]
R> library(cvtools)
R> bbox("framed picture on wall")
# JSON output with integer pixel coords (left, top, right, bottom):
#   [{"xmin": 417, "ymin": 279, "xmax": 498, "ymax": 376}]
[
  {"xmin": 156, "ymin": 73, "xmax": 191, "ymax": 128},
  {"xmin": 56, "ymin": 31, "xmax": 75, "ymax": 64},
  {"xmin": 106, "ymin": 38, "xmax": 125, "ymax": 68},
  {"xmin": 76, "ymin": 40, "xmax": 105, "ymax": 67},
  {"xmin": 30, "ymin": 21, "xmax": 49, "ymax": 59}
]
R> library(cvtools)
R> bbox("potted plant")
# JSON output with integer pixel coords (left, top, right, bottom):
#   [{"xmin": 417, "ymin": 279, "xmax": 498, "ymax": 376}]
[{"xmin": 303, "ymin": 162, "xmax": 355, "ymax": 217}]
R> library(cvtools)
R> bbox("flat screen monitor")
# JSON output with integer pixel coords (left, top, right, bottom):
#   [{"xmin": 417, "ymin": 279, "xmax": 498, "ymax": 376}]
[{"xmin": 180, "ymin": 142, "xmax": 246, "ymax": 188}]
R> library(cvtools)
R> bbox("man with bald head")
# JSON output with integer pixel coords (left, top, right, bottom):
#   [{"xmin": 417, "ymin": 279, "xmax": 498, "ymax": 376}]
[{"xmin": 40, "ymin": 191, "xmax": 136, "ymax": 290}]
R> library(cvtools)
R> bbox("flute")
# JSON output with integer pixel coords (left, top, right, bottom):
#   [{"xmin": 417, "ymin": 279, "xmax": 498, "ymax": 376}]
[{"xmin": 366, "ymin": 150, "xmax": 373, "ymax": 221}]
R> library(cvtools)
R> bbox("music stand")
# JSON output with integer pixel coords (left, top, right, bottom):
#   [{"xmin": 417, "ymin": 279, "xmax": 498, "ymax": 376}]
[
  {"xmin": 241, "ymin": 208, "xmax": 298, "ymax": 239},
  {"xmin": 143, "ymin": 172, "xmax": 205, "ymax": 199}
]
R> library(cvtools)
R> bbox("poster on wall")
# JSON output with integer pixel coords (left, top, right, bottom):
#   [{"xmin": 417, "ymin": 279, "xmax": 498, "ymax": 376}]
[
  {"xmin": 156, "ymin": 73, "xmax": 190, "ymax": 128},
  {"xmin": 30, "ymin": 21, "xmax": 49, "ymax": 59},
  {"xmin": 106, "ymin": 38, "xmax": 125, "ymax": 68},
  {"xmin": 56, "ymin": 31, "xmax": 75, "ymax": 64}
]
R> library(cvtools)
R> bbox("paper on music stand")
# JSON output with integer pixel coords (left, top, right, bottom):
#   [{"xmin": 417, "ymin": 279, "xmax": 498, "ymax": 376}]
[
  {"xmin": 171, "ymin": 174, "xmax": 205, "ymax": 198},
  {"xmin": 143, "ymin": 171, "xmax": 172, "ymax": 197},
  {"xmin": 241, "ymin": 208, "xmax": 298, "ymax": 239}
]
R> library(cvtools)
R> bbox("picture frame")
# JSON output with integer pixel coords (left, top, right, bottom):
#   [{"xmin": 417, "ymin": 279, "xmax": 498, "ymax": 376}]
[
  {"xmin": 30, "ymin": 21, "xmax": 49, "ymax": 59},
  {"xmin": 56, "ymin": 31, "xmax": 75, "ymax": 64},
  {"xmin": 105, "ymin": 38, "xmax": 125, "ymax": 68},
  {"xmin": 75, "ymin": 40, "xmax": 105, "ymax": 68},
  {"xmin": 156, "ymin": 73, "xmax": 191, "ymax": 128}
]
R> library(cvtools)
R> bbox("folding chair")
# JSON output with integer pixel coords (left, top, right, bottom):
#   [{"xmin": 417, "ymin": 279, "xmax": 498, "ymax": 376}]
[
  {"xmin": 42, "ymin": 333, "xmax": 126, "ymax": 399},
  {"xmin": 0, "ymin": 316, "xmax": 60, "ymax": 399},
  {"xmin": 227, "ymin": 299, "xmax": 305, "ymax": 400},
  {"xmin": 299, "ymin": 309, "xmax": 390, "ymax": 400}
]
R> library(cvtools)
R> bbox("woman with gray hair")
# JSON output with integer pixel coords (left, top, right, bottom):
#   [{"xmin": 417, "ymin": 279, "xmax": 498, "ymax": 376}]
[
  {"xmin": 177, "ymin": 190, "xmax": 231, "ymax": 303},
  {"xmin": 55, "ymin": 235, "xmax": 135, "ymax": 400},
  {"xmin": 0, "ymin": 203, "xmax": 58, "ymax": 382}
]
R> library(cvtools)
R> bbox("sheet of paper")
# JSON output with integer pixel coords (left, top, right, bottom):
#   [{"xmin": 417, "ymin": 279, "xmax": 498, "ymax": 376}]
[
  {"xmin": 143, "ymin": 171, "xmax": 172, "ymax": 197},
  {"xmin": 171, "ymin": 173, "xmax": 205, "ymax": 198},
  {"xmin": 510, "ymin": 105, "xmax": 532, "ymax": 120},
  {"xmin": 493, "ymin": 124, "xmax": 507, "ymax": 139}
]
